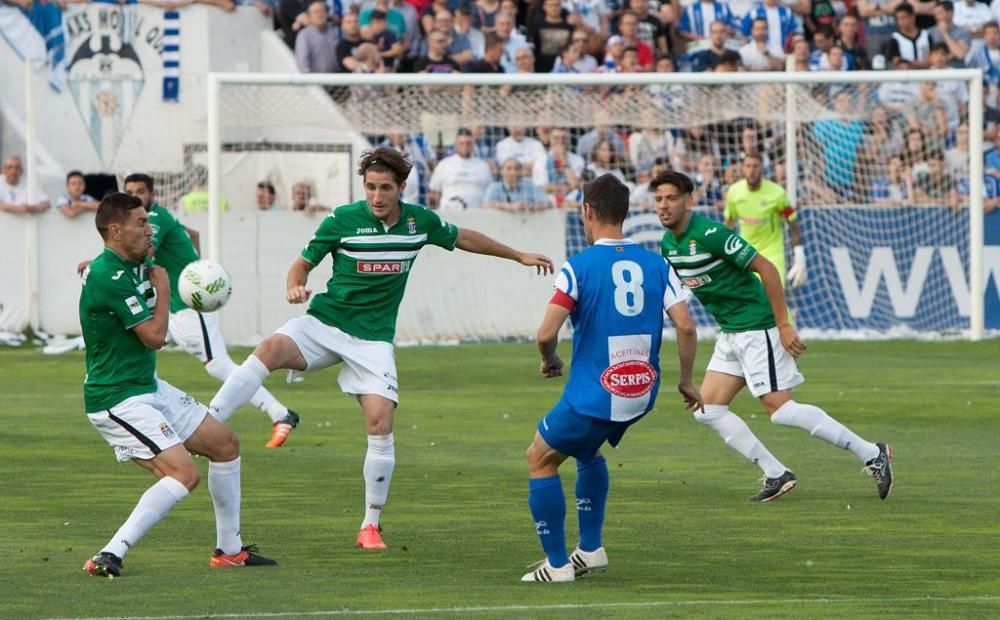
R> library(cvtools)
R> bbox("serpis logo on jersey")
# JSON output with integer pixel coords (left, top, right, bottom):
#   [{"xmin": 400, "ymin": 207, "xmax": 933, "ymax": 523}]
[
  {"xmin": 406, "ymin": 217, "xmax": 416, "ymax": 234},
  {"xmin": 600, "ymin": 360, "xmax": 657, "ymax": 398}
]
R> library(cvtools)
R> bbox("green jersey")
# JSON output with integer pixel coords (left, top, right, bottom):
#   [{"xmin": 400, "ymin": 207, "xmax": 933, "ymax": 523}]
[
  {"xmin": 660, "ymin": 214, "xmax": 775, "ymax": 333},
  {"xmin": 300, "ymin": 200, "xmax": 460, "ymax": 343},
  {"xmin": 723, "ymin": 179, "xmax": 794, "ymax": 277},
  {"xmin": 79, "ymin": 248, "xmax": 157, "ymax": 412},
  {"xmin": 148, "ymin": 204, "xmax": 199, "ymax": 312}
]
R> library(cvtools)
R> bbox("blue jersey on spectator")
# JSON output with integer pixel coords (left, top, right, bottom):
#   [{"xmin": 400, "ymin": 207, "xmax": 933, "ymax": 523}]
[
  {"xmin": 958, "ymin": 175, "xmax": 1000, "ymax": 199},
  {"xmin": 812, "ymin": 118, "xmax": 865, "ymax": 191},
  {"xmin": 551, "ymin": 239, "xmax": 689, "ymax": 421},
  {"xmin": 679, "ymin": 2, "xmax": 736, "ymax": 38},
  {"xmin": 741, "ymin": 3, "xmax": 799, "ymax": 44}
]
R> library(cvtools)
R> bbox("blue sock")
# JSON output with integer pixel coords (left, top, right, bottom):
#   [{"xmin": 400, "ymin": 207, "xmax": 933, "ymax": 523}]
[
  {"xmin": 528, "ymin": 475, "xmax": 568, "ymax": 568},
  {"xmin": 576, "ymin": 456, "xmax": 609, "ymax": 552}
]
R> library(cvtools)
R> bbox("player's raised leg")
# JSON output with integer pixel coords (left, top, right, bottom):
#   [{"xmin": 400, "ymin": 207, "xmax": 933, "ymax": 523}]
[
  {"xmin": 209, "ymin": 333, "xmax": 306, "ymax": 423},
  {"xmin": 356, "ymin": 394, "xmax": 395, "ymax": 550},
  {"xmin": 699, "ymin": 367, "xmax": 796, "ymax": 503},
  {"xmin": 523, "ymin": 431, "xmax": 574, "ymax": 583},
  {"xmin": 762, "ymin": 391, "xmax": 893, "ymax": 499}
]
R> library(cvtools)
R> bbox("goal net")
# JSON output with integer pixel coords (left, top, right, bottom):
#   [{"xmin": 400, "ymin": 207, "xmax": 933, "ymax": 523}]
[{"xmin": 207, "ymin": 70, "xmax": 989, "ymax": 342}]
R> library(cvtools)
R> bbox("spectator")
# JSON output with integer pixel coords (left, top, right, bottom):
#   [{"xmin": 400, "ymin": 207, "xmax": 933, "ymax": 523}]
[
  {"xmin": 464, "ymin": 31, "xmax": 506, "ymax": 72},
  {"xmin": 566, "ymin": 0, "xmax": 611, "ymax": 39},
  {"xmin": 903, "ymin": 127, "xmax": 931, "ymax": 177},
  {"xmin": 256, "ymin": 181, "xmax": 278, "ymax": 211},
  {"xmin": 984, "ymin": 130, "xmax": 1000, "ymax": 178},
  {"xmin": 552, "ymin": 41, "xmax": 583, "ymax": 72},
  {"xmin": 482, "ymin": 158, "xmax": 548, "ymax": 210},
  {"xmin": 528, "ymin": 0, "xmax": 574, "ymax": 72},
  {"xmin": 0, "ymin": 155, "xmax": 49, "ymax": 215},
  {"xmin": 965, "ymin": 21, "xmax": 1000, "ymax": 86},
  {"xmin": 434, "ymin": 9, "xmax": 475, "ymax": 65},
  {"xmin": 678, "ymin": 0, "xmax": 736, "ymax": 45},
  {"xmin": 361, "ymin": 0, "xmax": 408, "ymax": 43},
  {"xmin": 886, "ymin": 2, "xmax": 931, "ymax": 68},
  {"xmin": 496, "ymin": 11, "xmax": 530, "ymax": 72},
  {"xmin": 808, "ymin": 26, "xmax": 837, "ymax": 69},
  {"xmin": 532, "ymin": 127, "xmax": 585, "ymax": 206},
  {"xmin": 617, "ymin": 11, "xmax": 655, "ymax": 69},
  {"xmin": 390, "ymin": 0, "xmax": 423, "ymax": 69},
  {"xmin": 740, "ymin": 17, "xmax": 785, "ymax": 71},
  {"xmin": 871, "ymin": 154, "xmax": 915, "ymax": 204},
  {"xmin": 628, "ymin": 114, "xmax": 674, "ymax": 176},
  {"xmin": 277, "ymin": 0, "xmax": 312, "ymax": 47},
  {"xmin": 928, "ymin": 0, "xmax": 971, "ymax": 66},
  {"xmin": 291, "ymin": 180, "xmax": 328, "ymax": 213},
  {"xmin": 946, "ymin": 122, "xmax": 970, "ymax": 176},
  {"xmin": 496, "ymin": 126, "xmax": 547, "ymax": 176},
  {"xmin": 586, "ymin": 138, "xmax": 629, "ymax": 184},
  {"xmin": 954, "ymin": 0, "xmax": 992, "ymax": 36},
  {"xmin": 788, "ymin": 35, "xmax": 812, "ymax": 71},
  {"xmin": 692, "ymin": 154, "xmax": 724, "ymax": 209},
  {"xmin": 420, "ymin": 0, "xmax": 451, "ymax": 35},
  {"xmin": 812, "ymin": 90, "xmax": 866, "ymax": 198},
  {"xmin": 958, "ymin": 173, "xmax": 1000, "ymax": 214},
  {"xmin": 857, "ymin": 0, "xmax": 903, "ymax": 62},
  {"xmin": 179, "ymin": 168, "xmax": 228, "ymax": 213},
  {"xmin": 56, "ymin": 171, "xmax": 99, "ymax": 219},
  {"xmin": 428, "ymin": 128, "xmax": 493, "ymax": 210},
  {"xmin": 904, "ymin": 81, "xmax": 947, "ymax": 137},
  {"xmin": 577, "ymin": 110, "xmax": 627, "ymax": 162},
  {"xmin": 864, "ymin": 105, "xmax": 906, "ymax": 164},
  {"xmin": 350, "ymin": 43, "xmax": 390, "ymax": 103},
  {"xmin": 568, "ymin": 29, "xmax": 600, "ymax": 71},
  {"xmin": 512, "ymin": 45, "xmax": 537, "ymax": 75},
  {"xmin": 741, "ymin": 0, "xmax": 800, "ymax": 59},
  {"xmin": 686, "ymin": 20, "xmax": 730, "ymax": 72},
  {"xmin": 630, "ymin": 155, "xmax": 671, "ymax": 208},
  {"xmin": 912, "ymin": 0, "xmax": 939, "ymax": 30},
  {"xmin": 295, "ymin": 1, "xmax": 341, "ymax": 74},
  {"xmin": 415, "ymin": 29, "xmax": 461, "ymax": 72},
  {"xmin": 472, "ymin": 0, "xmax": 502, "ymax": 34},
  {"xmin": 367, "ymin": 10, "xmax": 406, "ymax": 67},
  {"xmin": 914, "ymin": 150, "xmax": 960, "ymax": 210},
  {"xmin": 715, "ymin": 48, "xmax": 743, "ymax": 71},
  {"xmin": 627, "ymin": 0, "xmax": 670, "ymax": 55},
  {"xmin": 837, "ymin": 14, "xmax": 869, "ymax": 70},
  {"xmin": 337, "ymin": 12, "xmax": 365, "ymax": 72},
  {"xmin": 806, "ymin": 0, "xmax": 838, "ymax": 34},
  {"xmin": 455, "ymin": 4, "xmax": 487, "ymax": 59},
  {"xmin": 602, "ymin": 34, "xmax": 626, "ymax": 71},
  {"xmin": 877, "ymin": 59, "xmax": 920, "ymax": 110},
  {"xmin": 927, "ymin": 42, "xmax": 969, "ymax": 130}
]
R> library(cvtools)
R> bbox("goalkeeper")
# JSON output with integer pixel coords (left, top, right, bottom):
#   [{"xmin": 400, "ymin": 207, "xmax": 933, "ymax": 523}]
[{"xmin": 723, "ymin": 151, "xmax": 807, "ymax": 289}]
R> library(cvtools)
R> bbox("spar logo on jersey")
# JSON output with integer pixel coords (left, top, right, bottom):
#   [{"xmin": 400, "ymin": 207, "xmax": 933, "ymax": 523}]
[
  {"xmin": 724, "ymin": 235, "xmax": 744, "ymax": 255},
  {"xmin": 357, "ymin": 261, "xmax": 410, "ymax": 274},
  {"xmin": 682, "ymin": 274, "xmax": 712, "ymax": 289},
  {"xmin": 600, "ymin": 360, "xmax": 657, "ymax": 398}
]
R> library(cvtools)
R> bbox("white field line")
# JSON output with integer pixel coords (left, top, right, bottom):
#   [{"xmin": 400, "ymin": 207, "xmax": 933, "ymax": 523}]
[{"xmin": 45, "ymin": 595, "xmax": 1000, "ymax": 620}]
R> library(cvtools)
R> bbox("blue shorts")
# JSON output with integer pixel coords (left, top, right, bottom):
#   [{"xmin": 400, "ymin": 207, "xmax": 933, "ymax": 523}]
[{"xmin": 537, "ymin": 399, "xmax": 644, "ymax": 462}]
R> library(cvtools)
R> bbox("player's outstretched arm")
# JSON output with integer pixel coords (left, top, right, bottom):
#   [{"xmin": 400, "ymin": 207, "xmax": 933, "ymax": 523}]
[
  {"xmin": 749, "ymin": 254, "xmax": 806, "ymax": 358},
  {"xmin": 455, "ymin": 228, "xmax": 554, "ymax": 275},
  {"xmin": 536, "ymin": 303, "xmax": 570, "ymax": 378},
  {"xmin": 133, "ymin": 266, "xmax": 171, "ymax": 350},
  {"xmin": 286, "ymin": 257, "xmax": 314, "ymax": 304},
  {"xmin": 666, "ymin": 300, "xmax": 702, "ymax": 411},
  {"xmin": 785, "ymin": 219, "xmax": 807, "ymax": 289}
]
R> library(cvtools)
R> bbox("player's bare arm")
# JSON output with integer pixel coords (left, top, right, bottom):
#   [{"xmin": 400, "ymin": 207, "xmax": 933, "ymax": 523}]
[
  {"xmin": 666, "ymin": 300, "xmax": 702, "ymax": 411},
  {"xmin": 455, "ymin": 228, "xmax": 555, "ymax": 274},
  {"xmin": 185, "ymin": 226, "xmax": 201, "ymax": 256},
  {"xmin": 286, "ymin": 257, "xmax": 314, "ymax": 304},
  {"xmin": 133, "ymin": 265, "xmax": 171, "ymax": 350},
  {"xmin": 535, "ymin": 303, "xmax": 570, "ymax": 378},
  {"xmin": 749, "ymin": 254, "xmax": 806, "ymax": 358}
]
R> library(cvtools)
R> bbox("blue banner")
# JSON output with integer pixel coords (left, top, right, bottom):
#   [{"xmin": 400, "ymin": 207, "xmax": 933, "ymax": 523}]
[{"xmin": 565, "ymin": 207, "xmax": 1000, "ymax": 332}]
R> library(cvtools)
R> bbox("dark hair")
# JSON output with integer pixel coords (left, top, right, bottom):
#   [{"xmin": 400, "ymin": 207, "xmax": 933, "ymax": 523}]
[
  {"xmin": 370, "ymin": 9, "xmax": 387, "ymax": 20},
  {"xmin": 95, "ymin": 192, "xmax": 143, "ymax": 240},
  {"xmin": 357, "ymin": 147, "xmax": 413, "ymax": 185},
  {"xmin": 456, "ymin": 127, "xmax": 474, "ymax": 138},
  {"xmin": 484, "ymin": 32, "xmax": 504, "ymax": 51},
  {"xmin": 649, "ymin": 169, "xmax": 695, "ymax": 195},
  {"xmin": 66, "ymin": 170, "xmax": 84, "ymax": 182},
  {"xmin": 719, "ymin": 50, "xmax": 742, "ymax": 66},
  {"xmin": 929, "ymin": 41, "xmax": 949, "ymax": 54},
  {"xmin": 814, "ymin": 26, "xmax": 835, "ymax": 40},
  {"xmin": 752, "ymin": 17, "xmax": 767, "ymax": 27},
  {"xmin": 895, "ymin": 2, "xmax": 915, "ymax": 16},
  {"xmin": 123, "ymin": 172, "xmax": 154, "ymax": 192},
  {"xmin": 935, "ymin": 1, "xmax": 953, "ymax": 13},
  {"xmin": 583, "ymin": 173, "xmax": 630, "ymax": 225},
  {"xmin": 257, "ymin": 180, "xmax": 276, "ymax": 196},
  {"xmin": 985, "ymin": 21, "xmax": 1000, "ymax": 32}
]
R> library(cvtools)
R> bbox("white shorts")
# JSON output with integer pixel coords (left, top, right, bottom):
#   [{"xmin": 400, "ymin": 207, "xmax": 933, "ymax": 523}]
[
  {"xmin": 707, "ymin": 327, "xmax": 805, "ymax": 398},
  {"xmin": 168, "ymin": 308, "xmax": 227, "ymax": 363},
  {"xmin": 276, "ymin": 315, "xmax": 399, "ymax": 403},
  {"xmin": 87, "ymin": 379, "xmax": 207, "ymax": 462}
]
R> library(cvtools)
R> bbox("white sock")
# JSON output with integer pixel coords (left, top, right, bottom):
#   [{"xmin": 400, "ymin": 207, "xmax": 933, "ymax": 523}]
[
  {"xmin": 696, "ymin": 405, "xmax": 788, "ymax": 478},
  {"xmin": 103, "ymin": 476, "xmax": 189, "ymax": 559},
  {"xmin": 771, "ymin": 401, "xmax": 880, "ymax": 462},
  {"xmin": 206, "ymin": 356, "xmax": 289, "ymax": 423},
  {"xmin": 361, "ymin": 433, "xmax": 395, "ymax": 529},
  {"xmin": 208, "ymin": 457, "xmax": 243, "ymax": 555},
  {"xmin": 209, "ymin": 355, "xmax": 270, "ymax": 423}
]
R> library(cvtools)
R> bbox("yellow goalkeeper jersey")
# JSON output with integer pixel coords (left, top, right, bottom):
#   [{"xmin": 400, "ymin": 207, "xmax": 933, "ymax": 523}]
[{"xmin": 723, "ymin": 179, "xmax": 795, "ymax": 278}]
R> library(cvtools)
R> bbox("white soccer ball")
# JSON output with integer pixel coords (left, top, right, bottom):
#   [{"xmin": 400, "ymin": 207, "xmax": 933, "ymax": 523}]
[{"xmin": 178, "ymin": 259, "xmax": 232, "ymax": 313}]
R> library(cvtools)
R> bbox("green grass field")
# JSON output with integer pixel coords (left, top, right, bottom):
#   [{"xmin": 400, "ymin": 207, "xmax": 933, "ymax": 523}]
[{"xmin": 1, "ymin": 340, "xmax": 998, "ymax": 619}]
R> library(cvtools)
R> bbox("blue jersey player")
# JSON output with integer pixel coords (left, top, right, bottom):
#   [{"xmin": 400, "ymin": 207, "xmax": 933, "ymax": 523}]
[{"xmin": 522, "ymin": 174, "xmax": 702, "ymax": 583}]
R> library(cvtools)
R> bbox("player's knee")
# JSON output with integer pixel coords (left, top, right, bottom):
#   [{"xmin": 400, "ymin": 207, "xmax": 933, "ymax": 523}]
[
  {"xmin": 366, "ymin": 418, "xmax": 393, "ymax": 435},
  {"xmin": 695, "ymin": 404, "xmax": 728, "ymax": 423},
  {"xmin": 215, "ymin": 430, "xmax": 240, "ymax": 461},
  {"xmin": 171, "ymin": 462, "xmax": 201, "ymax": 491}
]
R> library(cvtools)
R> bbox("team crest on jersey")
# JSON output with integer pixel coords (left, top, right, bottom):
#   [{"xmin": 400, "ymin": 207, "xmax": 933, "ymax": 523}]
[
  {"xmin": 158, "ymin": 423, "xmax": 175, "ymax": 439},
  {"xmin": 689, "ymin": 240, "xmax": 697, "ymax": 255},
  {"xmin": 600, "ymin": 360, "xmax": 657, "ymax": 398},
  {"xmin": 406, "ymin": 217, "xmax": 417, "ymax": 234}
]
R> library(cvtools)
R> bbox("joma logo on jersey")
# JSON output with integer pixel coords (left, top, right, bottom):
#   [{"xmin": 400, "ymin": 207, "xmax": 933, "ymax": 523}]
[
  {"xmin": 355, "ymin": 227, "xmax": 378, "ymax": 234},
  {"xmin": 682, "ymin": 275, "xmax": 712, "ymax": 289},
  {"xmin": 600, "ymin": 360, "xmax": 657, "ymax": 398},
  {"xmin": 357, "ymin": 261, "xmax": 409, "ymax": 274}
]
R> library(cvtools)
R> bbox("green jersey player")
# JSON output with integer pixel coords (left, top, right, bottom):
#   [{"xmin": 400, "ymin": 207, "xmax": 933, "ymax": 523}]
[
  {"xmin": 79, "ymin": 193, "xmax": 274, "ymax": 578},
  {"xmin": 208, "ymin": 147, "xmax": 555, "ymax": 550},
  {"xmin": 123, "ymin": 173, "xmax": 301, "ymax": 448},
  {"xmin": 722, "ymin": 151, "xmax": 806, "ymax": 289},
  {"xmin": 653, "ymin": 170, "xmax": 893, "ymax": 502}
]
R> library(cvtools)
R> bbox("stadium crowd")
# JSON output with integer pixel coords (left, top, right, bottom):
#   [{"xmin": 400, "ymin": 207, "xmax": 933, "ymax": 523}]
[{"xmin": 4, "ymin": 0, "xmax": 1000, "ymax": 214}]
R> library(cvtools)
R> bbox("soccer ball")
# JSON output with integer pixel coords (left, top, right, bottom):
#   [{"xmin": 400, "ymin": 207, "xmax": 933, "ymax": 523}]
[{"xmin": 178, "ymin": 260, "xmax": 232, "ymax": 313}]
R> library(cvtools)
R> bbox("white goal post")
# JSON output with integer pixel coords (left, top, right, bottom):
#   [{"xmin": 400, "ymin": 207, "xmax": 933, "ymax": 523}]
[{"xmin": 206, "ymin": 69, "xmax": 987, "ymax": 341}]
